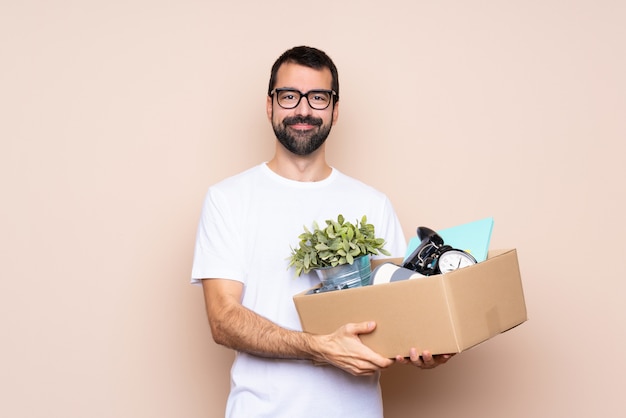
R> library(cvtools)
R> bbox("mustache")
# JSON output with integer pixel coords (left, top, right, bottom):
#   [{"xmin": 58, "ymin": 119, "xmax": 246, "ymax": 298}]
[{"xmin": 283, "ymin": 116, "xmax": 323, "ymax": 127}]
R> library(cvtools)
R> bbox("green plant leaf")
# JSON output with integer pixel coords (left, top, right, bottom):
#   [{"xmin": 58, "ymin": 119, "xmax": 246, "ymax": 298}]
[{"xmin": 288, "ymin": 213, "xmax": 389, "ymax": 277}]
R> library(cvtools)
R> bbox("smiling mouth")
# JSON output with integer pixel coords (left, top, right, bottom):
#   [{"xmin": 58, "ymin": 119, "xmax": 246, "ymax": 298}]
[
  {"xmin": 289, "ymin": 123, "xmax": 316, "ymax": 131},
  {"xmin": 284, "ymin": 116, "xmax": 322, "ymax": 131}
]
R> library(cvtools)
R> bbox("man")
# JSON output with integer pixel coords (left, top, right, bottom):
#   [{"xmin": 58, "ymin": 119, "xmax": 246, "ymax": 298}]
[{"xmin": 191, "ymin": 46, "xmax": 451, "ymax": 417}]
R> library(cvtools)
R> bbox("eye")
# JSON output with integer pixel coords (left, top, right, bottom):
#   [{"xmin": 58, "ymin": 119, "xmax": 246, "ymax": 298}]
[
  {"xmin": 278, "ymin": 90, "xmax": 300, "ymax": 101},
  {"xmin": 309, "ymin": 92, "xmax": 330, "ymax": 104}
]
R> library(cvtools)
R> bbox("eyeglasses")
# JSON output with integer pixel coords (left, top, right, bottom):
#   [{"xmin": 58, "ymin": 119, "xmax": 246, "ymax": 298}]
[{"xmin": 270, "ymin": 88, "xmax": 337, "ymax": 110}]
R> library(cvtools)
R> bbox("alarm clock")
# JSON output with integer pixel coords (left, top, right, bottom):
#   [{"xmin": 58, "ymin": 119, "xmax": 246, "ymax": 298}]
[
  {"xmin": 437, "ymin": 249, "xmax": 477, "ymax": 273},
  {"xmin": 402, "ymin": 226, "xmax": 477, "ymax": 275}
]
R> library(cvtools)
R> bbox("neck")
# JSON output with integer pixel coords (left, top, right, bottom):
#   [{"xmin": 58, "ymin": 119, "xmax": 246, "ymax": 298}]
[{"xmin": 266, "ymin": 147, "xmax": 331, "ymax": 182}]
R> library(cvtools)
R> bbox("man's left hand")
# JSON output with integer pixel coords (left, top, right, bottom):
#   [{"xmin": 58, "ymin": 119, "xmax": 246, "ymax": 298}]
[{"xmin": 395, "ymin": 349, "xmax": 454, "ymax": 369}]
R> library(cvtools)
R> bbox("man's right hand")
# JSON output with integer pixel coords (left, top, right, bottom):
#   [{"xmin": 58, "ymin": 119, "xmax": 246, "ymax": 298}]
[{"xmin": 310, "ymin": 321, "xmax": 394, "ymax": 376}]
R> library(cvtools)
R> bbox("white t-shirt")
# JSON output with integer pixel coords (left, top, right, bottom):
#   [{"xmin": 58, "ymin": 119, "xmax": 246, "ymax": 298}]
[{"xmin": 191, "ymin": 163, "xmax": 407, "ymax": 418}]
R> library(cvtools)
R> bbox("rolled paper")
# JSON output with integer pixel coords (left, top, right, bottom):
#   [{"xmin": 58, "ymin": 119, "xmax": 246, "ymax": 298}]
[{"xmin": 370, "ymin": 263, "xmax": 425, "ymax": 285}]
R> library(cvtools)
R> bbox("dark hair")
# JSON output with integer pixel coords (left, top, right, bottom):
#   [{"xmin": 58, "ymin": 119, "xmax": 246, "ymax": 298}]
[{"xmin": 267, "ymin": 46, "xmax": 339, "ymax": 102}]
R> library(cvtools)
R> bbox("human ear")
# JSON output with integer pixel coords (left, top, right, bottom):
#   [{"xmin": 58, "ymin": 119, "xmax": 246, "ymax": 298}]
[
  {"xmin": 331, "ymin": 101, "xmax": 339, "ymax": 125},
  {"xmin": 266, "ymin": 95, "xmax": 273, "ymax": 121}
]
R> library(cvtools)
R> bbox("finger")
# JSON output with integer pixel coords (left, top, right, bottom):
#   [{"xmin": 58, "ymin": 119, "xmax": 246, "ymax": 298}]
[
  {"xmin": 437, "ymin": 354, "xmax": 450, "ymax": 362},
  {"xmin": 346, "ymin": 321, "xmax": 376, "ymax": 336},
  {"xmin": 421, "ymin": 350, "xmax": 436, "ymax": 368},
  {"xmin": 407, "ymin": 348, "xmax": 425, "ymax": 368},
  {"xmin": 343, "ymin": 356, "xmax": 391, "ymax": 376},
  {"xmin": 435, "ymin": 353, "xmax": 454, "ymax": 364},
  {"xmin": 395, "ymin": 354, "xmax": 409, "ymax": 364},
  {"xmin": 409, "ymin": 348, "xmax": 421, "ymax": 363}
]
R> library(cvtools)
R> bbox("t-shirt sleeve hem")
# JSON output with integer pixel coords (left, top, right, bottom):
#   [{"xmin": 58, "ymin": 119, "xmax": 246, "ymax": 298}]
[{"xmin": 190, "ymin": 269, "xmax": 245, "ymax": 286}]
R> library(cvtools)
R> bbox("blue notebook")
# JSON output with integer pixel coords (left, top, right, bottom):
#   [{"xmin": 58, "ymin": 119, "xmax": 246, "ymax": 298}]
[{"xmin": 404, "ymin": 217, "xmax": 494, "ymax": 263}]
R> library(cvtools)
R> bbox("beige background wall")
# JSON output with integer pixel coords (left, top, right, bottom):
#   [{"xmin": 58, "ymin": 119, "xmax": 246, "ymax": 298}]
[{"xmin": 1, "ymin": 0, "xmax": 624, "ymax": 417}]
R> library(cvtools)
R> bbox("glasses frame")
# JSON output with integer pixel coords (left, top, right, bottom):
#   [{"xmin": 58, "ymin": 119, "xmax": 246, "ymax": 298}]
[{"xmin": 270, "ymin": 88, "xmax": 337, "ymax": 110}]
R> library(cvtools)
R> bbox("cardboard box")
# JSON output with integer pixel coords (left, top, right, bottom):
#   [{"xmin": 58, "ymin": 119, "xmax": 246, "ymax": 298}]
[{"xmin": 293, "ymin": 249, "xmax": 527, "ymax": 357}]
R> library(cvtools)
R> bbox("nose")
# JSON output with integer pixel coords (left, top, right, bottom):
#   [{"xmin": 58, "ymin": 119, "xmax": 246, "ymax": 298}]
[{"xmin": 293, "ymin": 95, "xmax": 314, "ymax": 116}]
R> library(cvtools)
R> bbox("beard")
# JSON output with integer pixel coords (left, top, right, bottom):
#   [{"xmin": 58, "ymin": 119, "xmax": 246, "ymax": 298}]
[{"xmin": 272, "ymin": 115, "xmax": 333, "ymax": 156}]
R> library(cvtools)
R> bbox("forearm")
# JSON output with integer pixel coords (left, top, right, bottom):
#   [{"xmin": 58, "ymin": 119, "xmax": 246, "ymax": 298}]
[{"xmin": 210, "ymin": 301, "xmax": 320, "ymax": 360}]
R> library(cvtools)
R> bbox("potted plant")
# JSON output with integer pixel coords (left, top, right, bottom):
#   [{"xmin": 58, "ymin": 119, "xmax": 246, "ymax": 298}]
[{"xmin": 288, "ymin": 214, "xmax": 391, "ymax": 290}]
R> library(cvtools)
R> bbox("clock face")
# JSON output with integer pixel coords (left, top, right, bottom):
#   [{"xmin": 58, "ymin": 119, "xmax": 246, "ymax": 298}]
[{"xmin": 437, "ymin": 250, "xmax": 477, "ymax": 273}]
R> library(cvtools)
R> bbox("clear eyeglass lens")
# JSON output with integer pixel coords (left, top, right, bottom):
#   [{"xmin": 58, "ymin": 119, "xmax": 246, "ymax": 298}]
[{"xmin": 276, "ymin": 90, "xmax": 331, "ymax": 109}]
